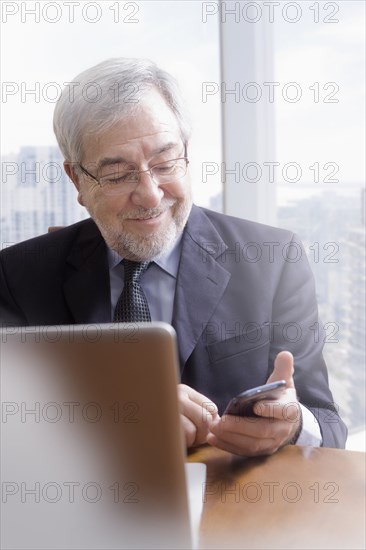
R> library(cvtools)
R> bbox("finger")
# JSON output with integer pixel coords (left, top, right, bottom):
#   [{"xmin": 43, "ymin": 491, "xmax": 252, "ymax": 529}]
[
  {"xmin": 180, "ymin": 414, "xmax": 197, "ymax": 448},
  {"xmin": 253, "ymin": 391, "xmax": 300, "ymax": 421},
  {"xmin": 178, "ymin": 387, "xmax": 218, "ymax": 426},
  {"xmin": 180, "ymin": 398, "xmax": 207, "ymax": 429},
  {"xmin": 210, "ymin": 414, "xmax": 286, "ymax": 440},
  {"xmin": 207, "ymin": 430, "xmax": 278, "ymax": 457},
  {"xmin": 179, "ymin": 397, "xmax": 216, "ymax": 446},
  {"xmin": 178, "ymin": 384, "xmax": 218, "ymax": 416},
  {"xmin": 208, "ymin": 416, "xmax": 292, "ymax": 454},
  {"xmin": 202, "ymin": 401, "xmax": 220, "ymax": 420},
  {"xmin": 267, "ymin": 351, "xmax": 295, "ymax": 388},
  {"xmin": 178, "ymin": 385, "xmax": 220, "ymax": 446}
]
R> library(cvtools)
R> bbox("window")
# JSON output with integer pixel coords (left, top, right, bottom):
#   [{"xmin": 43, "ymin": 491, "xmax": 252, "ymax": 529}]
[
  {"xmin": 219, "ymin": 0, "xmax": 365, "ymax": 437},
  {"xmin": 1, "ymin": 1, "xmax": 222, "ymax": 243}
]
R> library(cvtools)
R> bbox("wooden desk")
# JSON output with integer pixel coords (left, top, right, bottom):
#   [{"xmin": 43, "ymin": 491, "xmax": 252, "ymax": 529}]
[{"xmin": 187, "ymin": 445, "xmax": 365, "ymax": 550}]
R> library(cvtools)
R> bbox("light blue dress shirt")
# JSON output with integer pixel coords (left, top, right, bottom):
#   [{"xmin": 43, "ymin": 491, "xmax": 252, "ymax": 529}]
[{"xmin": 107, "ymin": 236, "xmax": 183, "ymax": 323}]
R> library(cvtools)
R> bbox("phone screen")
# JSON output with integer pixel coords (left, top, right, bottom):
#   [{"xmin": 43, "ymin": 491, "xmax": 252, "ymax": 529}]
[{"xmin": 224, "ymin": 380, "xmax": 287, "ymax": 417}]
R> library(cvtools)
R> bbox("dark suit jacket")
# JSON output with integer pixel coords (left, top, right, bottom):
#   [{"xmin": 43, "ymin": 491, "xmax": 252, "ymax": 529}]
[{"xmin": 0, "ymin": 205, "xmax": 347, "ymax": 447}]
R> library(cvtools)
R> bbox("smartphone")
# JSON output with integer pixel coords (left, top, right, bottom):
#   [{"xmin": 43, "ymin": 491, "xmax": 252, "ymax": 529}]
[{"xmin": 224, "ymin": 380, "xmax": 287, "ymax": 417}]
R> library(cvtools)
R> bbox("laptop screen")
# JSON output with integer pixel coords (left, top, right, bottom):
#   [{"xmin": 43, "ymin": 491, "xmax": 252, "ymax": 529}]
[{"xmin": 1, "ymin": 323, "xmax": 192, "ymax": 549}]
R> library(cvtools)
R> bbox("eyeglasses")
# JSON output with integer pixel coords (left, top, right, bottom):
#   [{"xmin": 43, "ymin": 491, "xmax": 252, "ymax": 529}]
[{"xmin": 78, "ymin": 144, "xmax": 189, "ymax": 196}]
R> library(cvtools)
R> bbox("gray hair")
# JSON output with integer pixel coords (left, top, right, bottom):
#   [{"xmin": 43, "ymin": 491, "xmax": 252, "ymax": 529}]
[{"xmin": 53, "ymin": 58, "xmax": 192, "ymax": 163}]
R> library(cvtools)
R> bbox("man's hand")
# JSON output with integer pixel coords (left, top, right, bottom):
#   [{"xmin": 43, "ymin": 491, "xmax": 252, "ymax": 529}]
[
  {"xmin": 206, "ymin": 351, "xmax": 302, "ymax": 456},
  {"xmin": 178, "ymin": 384, "xmax": 220, "ymax": 448}
]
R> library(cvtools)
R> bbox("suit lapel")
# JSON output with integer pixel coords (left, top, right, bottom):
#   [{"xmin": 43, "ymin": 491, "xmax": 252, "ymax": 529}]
[
  {"xmin": 62, "ymin": 210, "xmax": 231, "ymax": 353},
  {"xmin": 63, "ymin": 220, "xmax": 111, "ymax": 324},
  {"xmin": 173, "ymin": 206, "xmax": 231, "ymax": 370}
]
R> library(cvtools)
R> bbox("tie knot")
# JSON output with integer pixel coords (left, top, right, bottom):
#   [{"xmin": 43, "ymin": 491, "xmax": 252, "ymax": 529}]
[{"xmin": 123, "ymin": 259, "xmax": 150, "ymax": 284}]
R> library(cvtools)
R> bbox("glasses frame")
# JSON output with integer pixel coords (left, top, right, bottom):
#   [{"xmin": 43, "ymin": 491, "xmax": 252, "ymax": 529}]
[{"xmin": 78, "ymin": 143, "xmax": 189, "ymax": 192}]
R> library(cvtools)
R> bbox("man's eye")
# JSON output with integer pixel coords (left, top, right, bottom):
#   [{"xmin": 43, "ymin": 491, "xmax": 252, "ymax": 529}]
[
  {"xmin": 103, "ymin": 173, "xmax": 133, "ymax": 185},
  {"xmin": 154, "ymin": 164, "xmax": 175, "ymax": 173}
]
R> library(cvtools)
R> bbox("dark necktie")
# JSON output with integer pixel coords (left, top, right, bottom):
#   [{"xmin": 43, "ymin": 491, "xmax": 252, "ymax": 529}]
[{"xmin": 113, "ymin": 260, "xmax": 151, "ymax": 322}]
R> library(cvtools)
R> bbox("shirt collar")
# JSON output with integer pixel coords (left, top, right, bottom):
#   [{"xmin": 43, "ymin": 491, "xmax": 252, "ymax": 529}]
[{"xmin": 106, "ymin": 233, "xmax": 183, "ymax": 279}]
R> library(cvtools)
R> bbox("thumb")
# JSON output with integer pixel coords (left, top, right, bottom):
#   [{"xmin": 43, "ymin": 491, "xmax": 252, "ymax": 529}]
[{"xmin": 267, "ymin": 351, "xmax": 295, "ymax": 389}]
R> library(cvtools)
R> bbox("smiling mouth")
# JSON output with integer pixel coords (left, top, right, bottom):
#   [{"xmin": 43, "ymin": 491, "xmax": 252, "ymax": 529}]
[{"xmin": 129, "ymin": 211, "xmax": 165, "ymax": 221}]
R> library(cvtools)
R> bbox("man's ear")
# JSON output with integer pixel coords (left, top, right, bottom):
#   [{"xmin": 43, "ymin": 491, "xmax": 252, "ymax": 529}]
[{"xmin": 64, "ymin": 161, "xmax": 85, "ymax": 206}]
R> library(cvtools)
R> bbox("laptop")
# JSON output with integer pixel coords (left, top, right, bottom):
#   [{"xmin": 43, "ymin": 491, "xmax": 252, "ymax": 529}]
[{"xmin": 0, "ymin": 323, "xmax": 196, "ymax": 549}]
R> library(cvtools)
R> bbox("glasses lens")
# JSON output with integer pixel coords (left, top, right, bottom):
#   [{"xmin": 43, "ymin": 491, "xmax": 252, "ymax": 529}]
[
  {"xmin": 96, "ymin": 158, "xmax": 187, "ymax": 195},
  {"xmin": 151, "ymin": 159, "xmax": 187, "ymax": 182},
  {"xmin": 99, "ymin": 169, "xmax": 138, "ymax": 194}
]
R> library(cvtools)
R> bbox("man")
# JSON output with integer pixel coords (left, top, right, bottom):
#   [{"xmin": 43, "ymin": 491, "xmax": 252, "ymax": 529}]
[{"xmin": 0, "ymin": 58, "xmax": 347, "ymax": 454}]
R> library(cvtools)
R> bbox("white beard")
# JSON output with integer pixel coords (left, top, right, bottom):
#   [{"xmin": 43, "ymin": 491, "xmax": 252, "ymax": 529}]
[{"xmin": 90, "ymin": 196, "xmax": 192, "ymax": 261}]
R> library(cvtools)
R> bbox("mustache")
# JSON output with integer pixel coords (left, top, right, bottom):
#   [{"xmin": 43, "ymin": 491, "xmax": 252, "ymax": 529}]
[{"xmin": 118, "ymin": 198, "xmax": 177, "ymax": 220}]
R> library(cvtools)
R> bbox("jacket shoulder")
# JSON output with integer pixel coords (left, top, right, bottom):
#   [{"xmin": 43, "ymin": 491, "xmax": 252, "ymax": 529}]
[
  {"xmin": 197, "ymin": 206, "xmax": 295, "ymax": 243},
  {"xmin": 0, "ymin": 218, "xmax": 98, "ymax": 261}
]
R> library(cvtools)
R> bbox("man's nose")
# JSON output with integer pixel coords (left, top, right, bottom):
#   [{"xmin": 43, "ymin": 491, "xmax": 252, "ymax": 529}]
[{"xmin": 130, "ymin": 170, "xmax": 163, "ymax": 209}]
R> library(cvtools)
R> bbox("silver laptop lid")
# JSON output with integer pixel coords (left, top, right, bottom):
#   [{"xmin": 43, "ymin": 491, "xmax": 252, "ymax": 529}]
[{"xmin": 1, "ymin": 322, "xmax": 192, "ymax": 549}]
